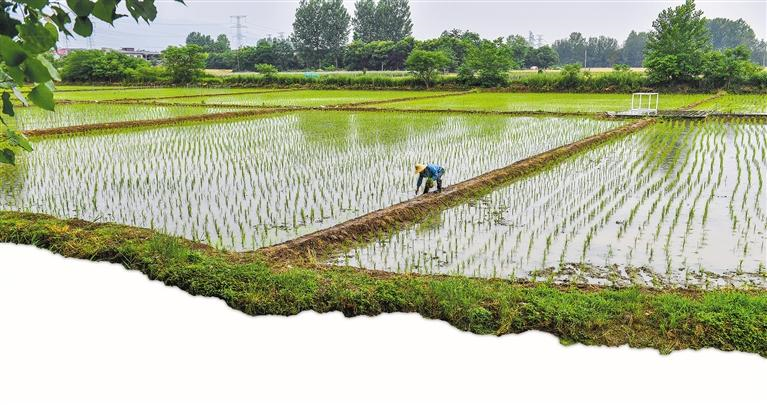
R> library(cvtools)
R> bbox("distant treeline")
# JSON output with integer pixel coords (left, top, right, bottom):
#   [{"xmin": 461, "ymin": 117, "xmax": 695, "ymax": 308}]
[{"xmin": 57, "ymin": 0, "xmax": 766, "ymax": 92}]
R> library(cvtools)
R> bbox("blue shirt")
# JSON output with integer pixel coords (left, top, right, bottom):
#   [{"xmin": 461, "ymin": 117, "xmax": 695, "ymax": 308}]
[{"xmin": 417, "ymin": 164, "xmax": 445, "ymax": 188}]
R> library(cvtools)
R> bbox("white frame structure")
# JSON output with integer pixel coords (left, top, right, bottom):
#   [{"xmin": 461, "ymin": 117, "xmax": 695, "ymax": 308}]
[{"xmin": 630, "ymin": 92, "xmax": 659, "ymax": 115}]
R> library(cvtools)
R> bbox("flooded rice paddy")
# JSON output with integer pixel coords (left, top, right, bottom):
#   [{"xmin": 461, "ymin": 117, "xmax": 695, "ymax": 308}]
[
  {"xmin": 334, "ymin": 119, "xmax": 767, "ymax": 288},
  {"xmin": 0, "ymin": 111, "xmax": 620, "ymax": 250}
]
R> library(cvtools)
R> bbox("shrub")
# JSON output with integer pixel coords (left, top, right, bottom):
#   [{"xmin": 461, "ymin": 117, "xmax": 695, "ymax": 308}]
[{"xmin": 255, "ymin": 63, "xmax": 279, "ymax": 77}]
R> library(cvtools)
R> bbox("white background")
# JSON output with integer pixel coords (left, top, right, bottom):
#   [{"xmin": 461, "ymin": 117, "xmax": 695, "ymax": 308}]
[{"xmin": 1, "ymin": 243, "xmax": 765, "ymax": 405}]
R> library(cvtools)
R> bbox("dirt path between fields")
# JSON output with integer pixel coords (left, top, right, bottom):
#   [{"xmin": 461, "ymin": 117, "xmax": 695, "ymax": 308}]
[{"xmin": 259, "ymin": 118, "xmax": 655, "ymax": 261}]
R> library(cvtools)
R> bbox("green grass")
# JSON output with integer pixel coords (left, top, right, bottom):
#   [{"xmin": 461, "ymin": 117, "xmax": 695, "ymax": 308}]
[
  {"xmin": 693, "ymin": 94, "xmax": 767, "ymax": 113},
  {"xmin": 375, "ymin": 92, "xmax": 711, "ymax": 113},
  {"xmin": 159, "ymin": 89, "xmax": 456, "ymax": 107},
  {"xmin": 1, "ymin": 210, "xmax": 765, "ymax": 356},
  {"xmin": 7, "ymin": 104, "xmax": 243, "ymax": 131},
  {"xmin": 53, "ymin": 87, "xmax": 268, "ymax": 101}
]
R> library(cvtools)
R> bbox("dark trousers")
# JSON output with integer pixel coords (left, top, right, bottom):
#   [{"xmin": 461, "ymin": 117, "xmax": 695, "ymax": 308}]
[{"xmin": 422, "ymin": 169, "xmax": 445, "ymax": 194}]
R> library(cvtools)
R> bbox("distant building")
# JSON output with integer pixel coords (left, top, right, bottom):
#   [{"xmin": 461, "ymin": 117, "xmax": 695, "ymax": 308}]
[{"xmin": 116, "ymin": 48, "xmax": 162, "ymax": 64}]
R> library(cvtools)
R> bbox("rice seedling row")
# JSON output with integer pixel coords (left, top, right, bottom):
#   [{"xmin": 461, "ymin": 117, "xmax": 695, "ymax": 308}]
[
  {"xmin": 693, "ymin": 94, "xmax": 767, "ymax": 113},
  {"xmin": 335, "ymin": 118, "xmax": 766, "ymax": 289},
  {"xmin": 157, "ymin": 89, "xmax": 458, "ymax": 107},
  {"xmin": 7, "ymin": 104, "xmax": 243, "ymax": 131},
  {"xmin": 372, "ymin": 92, "xmax": 711, "ymax": 113},
  {"xmin": 0, "ymin": 111, "xmax": 622, "ymax": 251}
]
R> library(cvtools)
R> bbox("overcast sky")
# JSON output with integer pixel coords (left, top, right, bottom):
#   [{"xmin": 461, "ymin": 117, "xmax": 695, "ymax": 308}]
[{"xmin": 59, "ymin": 0, "xmax": 767, "ymax": 51}]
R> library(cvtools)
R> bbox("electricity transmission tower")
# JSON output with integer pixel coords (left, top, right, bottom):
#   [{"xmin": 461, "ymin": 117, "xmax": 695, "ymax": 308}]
[
  {"xmin": 230, "ymin": 15, "xmax": 247, "ymax": 49},
  {"xmin": 230, "ymin": 15, "xmax": 247, "ymax": 71}
]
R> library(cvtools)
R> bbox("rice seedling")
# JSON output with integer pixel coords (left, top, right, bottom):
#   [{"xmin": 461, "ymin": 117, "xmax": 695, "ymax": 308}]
[
  {"xmin": 339, "ymin": 118, "xmax": 767, "ymax": 288},
  {"xmin": 157, "ymin": 89, "xmax": 456, "ymax": 107},
  {"xmin": 372, "ymin": 92, "xmax": 712, "ymax": 113},
  {"xmin": 7, "ymin": 104, "xmax": 241, "ymax": 131},
  {"xmin": 0, "ymin": 110, "xmax": 620, "ymax": 251}
]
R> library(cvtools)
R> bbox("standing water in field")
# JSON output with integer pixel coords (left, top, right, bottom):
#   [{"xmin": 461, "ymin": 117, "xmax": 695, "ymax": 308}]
[
  {"xmin": 0, "ymin": 111, "xmax": 621, "ymax": 250},
  {"xmin": 336, "ymin": 119, "xmax": 767, "ymax": 288}
]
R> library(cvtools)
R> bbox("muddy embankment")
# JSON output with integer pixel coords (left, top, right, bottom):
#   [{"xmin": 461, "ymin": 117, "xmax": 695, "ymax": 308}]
[{"xmin": 260, "ymin": 118, "xmax": 655, "ymax": 261}]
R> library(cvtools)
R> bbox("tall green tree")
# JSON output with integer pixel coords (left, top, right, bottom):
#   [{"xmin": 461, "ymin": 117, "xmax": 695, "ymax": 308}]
[
  {"xmin": 0, "ymin": 0, "xmax": 184, "ymax": 165},
  {"xmin": 505, "ymin": 35, "xmax": 531, "ymax": 68},
  {"xmin": 352, "ymin": 0, "xmax": 411, "ymax": 43},
  {"xmin": 458, "ymin": 39, "xmax": 513, "ymax": 87},
  {"xmin": 161, "ymin": 44, "xmax": 207, "ymax": 83},
  {"xmin": 352, "ymin": 0, "xmax": 377, "ymax": 42},
  {"xmin": 375, "ymin": 0, "xmax": 412, "ymax": 42},
  {"xmin": 553, "ymin": 32, "xmax": 586, "ymax": 65},
  {"xmin": 644, "ymin": 0, "xmax": 710, "ymax": 84},
  {"xmin": 707, "ymin": 18, "xmax": 756, "ymax": 50},
  {"xmin": 186, "ymin": 32, "xmax": 215, "ymax": 50},
  {"xmin": 585, "ymin": 36, "xmax": 619, "ymax": 67},
  {"xmin": 292, "ymin": 0, "xmax": 350, "ymax": 68},
  {"xmin": 620, "ymin": 31, "xmax": 649, "ymax": 67}
]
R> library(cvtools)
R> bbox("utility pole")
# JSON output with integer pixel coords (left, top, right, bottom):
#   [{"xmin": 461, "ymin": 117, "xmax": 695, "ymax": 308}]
[
  {"xmin": 584, "ymin": 48, "xmax": 588, "ymax": 69},
  {"xmin": 230, "ymin": 15, "xmax": 247, "ymax": 71},
  {"xmin": 535, "ymin": 34, "xmax": 543, "ymax": 48}
]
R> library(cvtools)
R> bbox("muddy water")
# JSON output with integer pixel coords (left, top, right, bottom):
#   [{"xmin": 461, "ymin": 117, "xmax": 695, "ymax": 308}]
[
  {"xmin": 0, "ymin": 111, "xmax": 621, "ymax": 250},
  {"xmin": 337, "ymin": 119, "xmax": 767, "ymax": 288}
]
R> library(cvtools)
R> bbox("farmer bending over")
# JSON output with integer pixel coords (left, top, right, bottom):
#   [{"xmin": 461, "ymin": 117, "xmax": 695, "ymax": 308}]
[{"xmin": 415, "ymin": 163, "xmax": 446, "ymax": 195}]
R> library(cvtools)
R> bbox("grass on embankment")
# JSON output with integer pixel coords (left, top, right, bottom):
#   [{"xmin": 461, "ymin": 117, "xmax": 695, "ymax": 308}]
[{"xmin": 1, "ymin": 211, "xmax": 765, "ymax": 356}]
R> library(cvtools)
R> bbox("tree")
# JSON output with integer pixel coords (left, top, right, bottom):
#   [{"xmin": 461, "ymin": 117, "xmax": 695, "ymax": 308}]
[
  {"xmin": 352, "ymin": 0, "xmax": 411, "ymax": 43},
  {"xmin": 702, "ymin": 45, "xmax": 759, "ymax": 88},
  {"xmin": 292, "ymin": 0, "xmax": 351, "ymax": 68},
  {"xmin": 162, "ymin": 45, "xmax": 207, "ymax": 83},
  {"xmin": 405, "ymin": 49, "xmax": 449, "ymax": 88},
  {"xmin": 0, "ymin": 0, "xmax": 184, "ymax": 165},
  {"xmin": 707, "ymin": 18, "xmax": 756, "ymax": 50},
  {"xmin": 352, "ymin": 0, "xmax": 377, "ymax": 42},
  {"xmin": 458, "ymin": 39, "xmax": 513, "ymax": 87},
  {"xmin": 621, "ymin": 31, "xmax": 649, "ymax": 67},
  {"xmin": 60, "ymin": 50, "xmax": 152, "ymax": 82},
  {"xmin": 186, "ymin": 32, "xmax": 215, "ymax": 50},
  {"xmin": 526, "ymin": 46, "xmax": 559, "ymax": 69},
  {"xmin": 553, "ymin": 32, "xmax": 586, "ymax": 65},
  {"xmin": 505, "ymin": 35, "xmax": 531, "ymax": 68},
  {"xmin": 375, "ymin": 0, "xmax": 412, "ymax": 42},
  {"xmin": 644, "ymin": 0, "xmax": 710, "ymax": 84},
  {"xmin": 255, "ymin": 63, "xmax": 279, "ymax": 77},
  {"xmin": 585, "ymin": 36, "xmax": 619, "ymax": 67},
  {"xmin": 213, "ymin": 34, "xmax": 231, "ymax": 53}
]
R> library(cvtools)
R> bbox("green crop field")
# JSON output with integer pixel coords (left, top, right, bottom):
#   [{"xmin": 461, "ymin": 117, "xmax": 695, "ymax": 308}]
[
  {"xmin": 53, "ymin": 87, "xmax": 270, "ymax": 101},
  {"xmin": 7, "ymin": 104, "xmax": 242, "ymax": 131},
  {"xmin": 2, "ymin": 85, "xmax": 765, "ymax": 355},
  {"xmin": 338, "ymin": 118, "xmax": 766, "ymax": 288},
  {"xmin": 158, "ymin": 89, "xmax": 456, "ymax": 107},
  {"xmin": 374, "ymin": 92, "xmax": 709, "ymax": 113},
  {"xmin": 694, "ymin": 94, "xmax": 767, "ymax": 113},
  {"xmin": 1, "ymin": 111, "xmax": 620, "ymax": 249}
]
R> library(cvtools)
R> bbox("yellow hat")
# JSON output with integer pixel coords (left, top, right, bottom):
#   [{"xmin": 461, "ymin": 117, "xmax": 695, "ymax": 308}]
[{"xmin": 415, "ymin": 164, "xmax": 426, "ymax": 174}]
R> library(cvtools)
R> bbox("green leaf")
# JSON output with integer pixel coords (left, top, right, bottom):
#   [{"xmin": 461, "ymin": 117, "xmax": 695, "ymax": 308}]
[
  {"xmin": 51, "ymin": 6, "xmax": 73, "ymax": 35},
  {"xmin": 28, "ymin": 83, "xmax": 54, "ymax": 111},
  {"xmin": 19, "ymin": 0, "xmax": 49, "ymax": 8},
  {"xmin": 93, "ymin": 0, "xmax": 118, "ymax": 24},
  {"xmin": 2, "ymin": 92, "xmax": 14, "ymax": 117},
  {"xmin": 37, "ymin": 55, "xmax": 61, "ymax": 81},
  {"xmin": 12, "ymin": 87, "xmax": 28, "ymax": 106},
  {"xmin": 7, "ymin": 130, "xmax": 33, "ymax": 152},
  {"xmin": 67, "ymin": 0, "xmax": 95, "ymax": 17},
  {"xmin": 0, "ymin": 148, "xmax": 15, "ymax": 165},
  {"xmin": 17, "ymin": 23, "xmax": 57, "ymax": 54},
  {"xmin": 73, "ymin": 16, "xmax": 94, "ymax": 37},
  {"xmin": 5, "ymin": 66, "xmax": 25, "ymax": 85},
  {"xmin": 0, "ymin": 37, "xmax": 28, "ymax": 67},
  {"xmin": 23, "ymin": 57, "xmax": 52, "ymax": 83}
]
